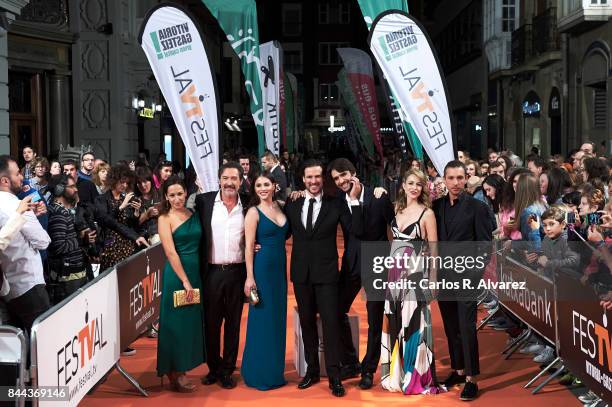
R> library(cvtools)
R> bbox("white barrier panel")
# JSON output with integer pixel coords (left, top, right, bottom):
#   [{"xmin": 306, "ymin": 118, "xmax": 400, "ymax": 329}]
[{"xmin": 33, "ymin": 269, "xmax": 120, "ymax": 407}]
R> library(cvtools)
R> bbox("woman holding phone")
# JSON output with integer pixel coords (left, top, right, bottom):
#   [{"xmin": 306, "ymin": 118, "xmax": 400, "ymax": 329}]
[{"xmin": 157, "ymin": 175, "xmax": 204, "ymax": 392}]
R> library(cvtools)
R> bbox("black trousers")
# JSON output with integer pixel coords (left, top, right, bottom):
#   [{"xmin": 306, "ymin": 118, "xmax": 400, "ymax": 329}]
[
  {"xmin": 294, "ymin": 282, "xmax": 341, "ymax": 379},
  {"xmin": 438, "ymin": 298, "xmax": 480, "ymax": 376},
  {"xmin": 338, "ymin": 271, "xmax": 384, "ymax": 374},
  {"xmin": 203, "ymin": 263, "xmax": 246, "ymax": 377},
  {"xmin": 6, "ymin": 284, "xmax": 51, "ymax": 337}
]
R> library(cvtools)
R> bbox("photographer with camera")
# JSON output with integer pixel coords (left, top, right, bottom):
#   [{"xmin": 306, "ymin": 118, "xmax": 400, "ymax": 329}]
[{"xmin": 46, "ymin": 174, "xmax": 90, "ymax": 304}]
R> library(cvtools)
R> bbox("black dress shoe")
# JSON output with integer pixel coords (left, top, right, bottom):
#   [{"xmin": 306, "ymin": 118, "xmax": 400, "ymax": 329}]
[
  {"xmin": 460, "ymin": 381, "xmax": 479, "ymax": 401},
  {"xmin": 329, "ymin": 377, "xmax": 346, "ymax": 397},
  {"xmin": 358, "ymin": 372, "xmax": 374, "ymax": 390},
  {"xmin": 340, "ymin": 363, "xmax": 361, "ymax": 380},
  {"xmin": 219, "ymin": 375, "xmax": 236, "ymax": 389},
  {"xmin": 201, "ymin": 373, "xmax": 217, "ymax": 385},
  {"xmin": 443, "ymin": 371, "xmax": 466, "ymax": 388},
  {"xmin": 297, "ymin": 374, "xmax": 320, "ymax": 389}
]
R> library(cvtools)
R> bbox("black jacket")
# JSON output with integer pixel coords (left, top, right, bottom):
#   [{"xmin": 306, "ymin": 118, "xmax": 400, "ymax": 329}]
[
  {"xmin": 271, "ymin": 165, "xmax": 287, "ymax": 201},
  {"xmin": 286, "ymin": 194, "xmax": 363, "ymax": 284},
  {"xmin": 340, "ymin": 186, "xmax": 394, "ymax": 276},
  {"xmin": 432, "ymin": 192, "xmax": 493, "ymax": 273},
  {"xmin": 94, "ymin": 191, "xmax": 141, "ymax": 243}
]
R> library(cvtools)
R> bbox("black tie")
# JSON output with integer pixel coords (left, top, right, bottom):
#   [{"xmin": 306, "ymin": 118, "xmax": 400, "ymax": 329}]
[{"xmin": 306, "ymin": 198, "xmax": 316, "ymax": 233}]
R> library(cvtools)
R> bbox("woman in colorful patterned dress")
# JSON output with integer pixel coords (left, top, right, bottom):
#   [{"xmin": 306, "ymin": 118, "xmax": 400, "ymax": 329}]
[{"xmin": 380, "ymin": 168, "xmax": 445, "ymax": 395}]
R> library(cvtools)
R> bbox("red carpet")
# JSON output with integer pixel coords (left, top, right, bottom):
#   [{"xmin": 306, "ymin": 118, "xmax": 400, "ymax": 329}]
[{"xmin": 81, "ymin": 233, "xmax": 579, "ymax": 406}]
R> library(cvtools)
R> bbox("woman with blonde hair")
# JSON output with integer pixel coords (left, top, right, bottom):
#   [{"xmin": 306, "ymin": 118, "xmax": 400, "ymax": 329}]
[
  {"xmin": 381, "ymin": 168, "xmax": 444, "ymax": 394},
  {"xmin": 92, "ymin": 162, "xmax": 111, "ymax": 194},
  {"xmin": 508, "ymin": 173, "xmax": 546, "ymax": 259}
]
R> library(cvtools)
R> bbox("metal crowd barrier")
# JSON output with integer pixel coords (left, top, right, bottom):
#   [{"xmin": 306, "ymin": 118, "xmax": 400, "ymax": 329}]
[{"xmin": 0, "ymin": 325, "xmax": 27, "ymax": 407}]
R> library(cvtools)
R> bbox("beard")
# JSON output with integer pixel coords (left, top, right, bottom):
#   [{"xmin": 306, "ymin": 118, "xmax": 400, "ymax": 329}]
[{"xmin": 10, "ymin": 182, "xmax": 22, "ymax": 195}]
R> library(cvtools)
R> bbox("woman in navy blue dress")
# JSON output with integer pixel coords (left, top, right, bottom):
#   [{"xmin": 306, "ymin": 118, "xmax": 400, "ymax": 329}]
[{"xmin": 241, "ymin": 171, "xmax": 288, "ymax": 390}]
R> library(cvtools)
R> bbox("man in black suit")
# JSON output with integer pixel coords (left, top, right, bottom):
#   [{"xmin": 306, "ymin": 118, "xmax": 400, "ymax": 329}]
[
  {"xmin": 261, "ymin": 151, "xmax": 287, "ymax": 201},
  {"xmin": 195, "ymin": 162, "xmax": 248, "ymax": 389},
  {"xmin": 285, "ymin": 159, "xmax": 362, "ymax": 397},
  {"xmin": 328, "ymin": 158, "xmax": 394, "ymax": 389},
  {"xmin": 238, "ymin": 154, "xmax": 253, "ymax": 197},
  {"xmin": 432, "ymin": 160, "xmax": 492, "ymax": 401}
]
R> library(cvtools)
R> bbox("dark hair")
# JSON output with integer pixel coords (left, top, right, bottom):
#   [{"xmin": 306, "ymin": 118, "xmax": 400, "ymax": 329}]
[
  {"xmin": 499, "ymin": 155, "xmax": 513, "ymax": 173},
  {"xmin": 301, "ymin": 158, "xmax": 324, "ymax": 174},
  {"xmin": 561, "ymin": 190, "xmax": 581, "ymax": 207},
  {"xmin": 154, "ymin": 160, "xmax": 173, "ymax": 178},
  {"xmin": 545, "ymin": 167, "xmax": 573, "ymax": 205},
  {"xmin": 482, "ymin": 174, "xmax": 506, "ymax": 213},
  {"xmin": 22, "ymin": 145, "xmax": 36, "ymax": 154},
  {"xmin": 583, "ymin": 157, "xmax": 608, "ymax": 183},
  {"xmin": 218, "ymin": 161, "xmax": 244, "ymax": 179},
  {"xmin": 159, "ymin": 175, "xmax": 187, "ymax": 215},
  {"xmin": 48, "ymin": 174, "xmax": 74, "ymax": 197},
  {"xmin": 500, "ymin": 167, "xmax": 531, "ymax": 211},
  {"xmin": 261, "ymin": 150, "xmax": 278, "ymax": 162},
  {"xmin": 135, "ymin": 166, "xmax": 157, "ymax": 196},
  {"xmin": 0, "ymin": 155, "xmax": 14, "ymax": 177},
  {"xmin": 443, "ymin": 160, "xmax": 466, "ymax": 177},
  {"xmin": 62, "ymin": 159, "xmax": 77, "ymax": 169},
  {"xmin": 108, "ymin": 164, "xmax": 135, "ymax": 191},
  {"xmin": 81, "ymin": 151, "xmax": 95, "ymax": 160},
  {"xmin": 248, "ymin": 171, "xmax": 277, "ymax": 207},
  {"xmin": 327, "ymin": 158, "xmax": 356, "ymax": 176},
  {"xmin": 527, "ymin": 155, "xmax": 548, "ymax": 172}
]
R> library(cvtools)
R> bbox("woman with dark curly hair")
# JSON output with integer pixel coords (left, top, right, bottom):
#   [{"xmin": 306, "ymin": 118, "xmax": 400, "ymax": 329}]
[{"xmin": 94, "ymin": 165, "xmax": 149, "ymax": 271}]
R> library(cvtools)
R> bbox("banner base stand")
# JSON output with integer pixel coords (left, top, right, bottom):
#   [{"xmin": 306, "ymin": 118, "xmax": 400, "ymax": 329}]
[{"xmin": 115, "ymin": 362, "xmax": 149, "ymax": 397}]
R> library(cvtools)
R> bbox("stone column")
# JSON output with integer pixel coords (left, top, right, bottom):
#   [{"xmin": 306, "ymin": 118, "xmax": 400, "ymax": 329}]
[{"xmin": 48, "ymin": 73, "xmax": 71, "ymax": 153}]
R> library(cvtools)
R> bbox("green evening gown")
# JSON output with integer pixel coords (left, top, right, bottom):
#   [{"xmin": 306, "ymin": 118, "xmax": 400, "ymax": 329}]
[{"xmin": 157, "ymin": 215, "xmax": 205, "ymax": 376}]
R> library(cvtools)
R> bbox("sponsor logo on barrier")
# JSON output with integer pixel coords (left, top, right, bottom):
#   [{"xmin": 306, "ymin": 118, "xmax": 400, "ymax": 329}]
[
  {"xmin": 572, "ymin": 311, "xmax": 612, "ymax": 389},
  {"xmin": 150, "ymin": 22, "xmax": 193, "ymax": 60},
  {"xmin": 499, "ymin": 266, "xmax": 553, "ymax": 328},
  {"xmin": 55, "ymin": 305, "xmax": 108, "ymax": 399},
  {"xmin": 129, "ymin": 255, "xmax": 161, "ymax": 329}
]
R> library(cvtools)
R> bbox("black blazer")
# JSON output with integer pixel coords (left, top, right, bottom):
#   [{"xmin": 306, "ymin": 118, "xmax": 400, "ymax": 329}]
[
  {"xmin": 340, "ymin": 186, "xmax": 394, "ymax": 276},
  {"xmin": 286, "ymin": 194, "xmax": 363, "ymax": 284},
  {"xmin": 271, "ymin": 165, "xmax": 287, "ymax": 201},
  {"xmin": 93, "ymin": 191, "xmax": 141, "ymax": 243},
  {"xmin": 194, "ymin": 190, "xmax": 249, "ymax": 275}
]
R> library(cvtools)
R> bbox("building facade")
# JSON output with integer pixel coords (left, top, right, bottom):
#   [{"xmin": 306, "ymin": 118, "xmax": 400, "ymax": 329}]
[{"xmin": 0, "ymin": 0, "xmax": 247, "ymax": 166}]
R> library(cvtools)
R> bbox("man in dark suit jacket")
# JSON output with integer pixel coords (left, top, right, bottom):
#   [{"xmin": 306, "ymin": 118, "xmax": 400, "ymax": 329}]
[
  {"xmin": 194, "ymin": 162, "xmax": 249, "ymax": 390},
  {"xmin": 328, "ymin": 158, "xmax": 394, "ymax": 390},
  {"xmin": 261, "ymin": 150, "xmax": 287, "ymax": 201},
  {"xmin": 285, "ymin": 159, "xmax": 362, "ymax": 397},
  {"xmin": 432, "ymin": 160, "xmax": 492, "ymax": 401}
]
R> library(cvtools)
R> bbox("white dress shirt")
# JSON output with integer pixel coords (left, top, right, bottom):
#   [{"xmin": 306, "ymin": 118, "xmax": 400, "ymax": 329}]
[
  {"xmin": 0, "ymin": 212, "xmax": 26, "ymax": 251},
  {"xmin": 344, "ymin": 186, "xmax": 364, "ymax": 214},
  {"xmin": 0, "ymin": 191, "xmax": 50, "ymax": 301},
  {"xmin": 210, "ymin": 191, "xmax": 245, "ymax": 264},
  {"xmin": 301, "ymin": 192, "xmax": 323, "ymax": 229}
]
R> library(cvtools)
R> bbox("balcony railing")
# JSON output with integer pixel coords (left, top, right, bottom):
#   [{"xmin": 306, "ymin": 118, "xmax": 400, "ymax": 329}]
[
  {"xmin": 511, "ymin": 24, "xmax": 532, "ymax": 67},
  {"xmin": 532, "ymin": 7, "xmax": 560, "ymax": 54}
]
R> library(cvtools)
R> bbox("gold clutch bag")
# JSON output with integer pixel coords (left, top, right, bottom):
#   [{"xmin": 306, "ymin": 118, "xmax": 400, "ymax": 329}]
[{"xmin": 173, "ymin": 288, "xmax": 200, "ymax": 307}]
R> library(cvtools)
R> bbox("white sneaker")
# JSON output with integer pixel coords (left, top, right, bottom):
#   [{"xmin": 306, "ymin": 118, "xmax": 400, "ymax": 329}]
[
  {"xmin": 520, "ymin": 343, "xmax": 545, "ymax": 354},
  {"xmin": 533, "ymin": 346, "xmax": 555, "ymax": 364},
  {"xmin": 586, "ymin": 397, "xmax": 603, "ymax": 407},
  {"xmin": 484, "ymin": 299, "xmax": 498, "ymax": 309},
  {"xmin": 579, "ymin": 390, "xmax": 598, "ymax": 404}
]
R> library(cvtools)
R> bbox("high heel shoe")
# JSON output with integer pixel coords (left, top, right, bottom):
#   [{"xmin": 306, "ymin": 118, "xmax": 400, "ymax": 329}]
[{"xmin": 166, "ymin": 373, "xmax": 197, "ymax": 393}]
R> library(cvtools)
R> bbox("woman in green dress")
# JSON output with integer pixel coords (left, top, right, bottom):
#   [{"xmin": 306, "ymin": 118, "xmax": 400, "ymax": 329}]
[{"xmin": 157, "ymin": 175, "xmax": 205, "ymax": 392}]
